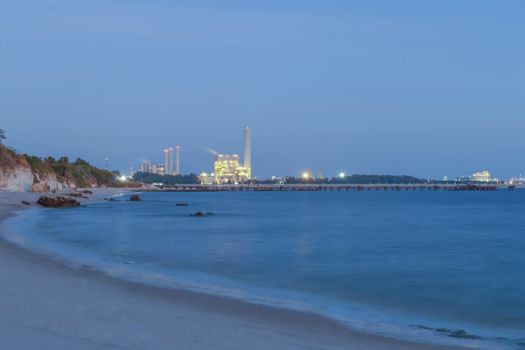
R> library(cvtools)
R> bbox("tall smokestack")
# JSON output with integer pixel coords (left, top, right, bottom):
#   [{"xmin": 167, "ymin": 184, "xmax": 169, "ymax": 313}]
[
  {"xmin": 163, "ymin": 149, "xmax": 169, "ymax": 175},
  {"xmin": 175, "ymin": 145, "xmax": 180, "ymax": 175},
  {"xmin": 168, "ymin": 148, "xmax": 174, "ymax": 175},
  {"xmin": 243, "ymin": 127, "xmax": 251, "ymax": 179}
]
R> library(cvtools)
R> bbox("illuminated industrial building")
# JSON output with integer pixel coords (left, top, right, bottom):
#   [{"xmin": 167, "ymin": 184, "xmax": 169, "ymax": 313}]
[
  {"xmin": 201, "ymin": 127, "xmax": 252, "ymax": 184},
  {"xmin": 213, "ymin": 154, "xmax": 250, "ymax": 184},
  {"xmin": 471, "ymin": 170, "xmax": 492, "ymax": 182},
  {"xmin": 199, "ymin": 172, "xmax": 214, "ymax": 185},
  {"xmin": 156, "ymin": 164, "xmax": 166, "ymax": 175}
]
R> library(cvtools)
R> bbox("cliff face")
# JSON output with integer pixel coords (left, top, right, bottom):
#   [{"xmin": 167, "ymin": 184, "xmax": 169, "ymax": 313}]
[
  {"xmin": 0, "ymin": 165, "xmax": 34, "ymax": 192},
  {"xmin": 31, "ymin": 172, "xmax": 73, "ymax": 192},
  {"xmin": 0, "ymin": 145, "xmax": 116, "ymax": 192},
  {"xmin": 0, "ymin": 162, "xmax": 73, "ymax": 192},
  {"xmin": 0, "ymin": 146, "xmax": 34, "ymax": 191}
]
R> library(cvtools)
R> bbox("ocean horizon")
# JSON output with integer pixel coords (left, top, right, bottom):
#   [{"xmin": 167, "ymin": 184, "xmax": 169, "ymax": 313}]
[{"xmin": 2, "ymin": 191, "xmax": 524, "ymax": 349}]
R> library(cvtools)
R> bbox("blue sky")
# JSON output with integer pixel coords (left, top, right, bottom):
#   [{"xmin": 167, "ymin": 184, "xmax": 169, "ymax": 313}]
[{"xmin": 1, "ymin": 0, "xmax": 524, "ymax": 179}]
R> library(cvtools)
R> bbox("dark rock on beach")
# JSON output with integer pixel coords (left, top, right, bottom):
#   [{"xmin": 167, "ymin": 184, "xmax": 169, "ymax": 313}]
[
  {"xmin": 81, "ymin": 190, "xmax": 93, "ymax": 194},
  {"xmin": 129, "ymin": 194, "xmax": 141, "ymax": 201},
  {"xmin": 37, "ymin": 196, "xmax": 80, "ymax": 208}
]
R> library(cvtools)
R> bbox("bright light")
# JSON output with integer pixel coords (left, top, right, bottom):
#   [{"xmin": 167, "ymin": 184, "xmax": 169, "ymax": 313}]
[
  {"xmin": 119, "ymin": 175, "xmax": 128, "ymax": 182},
  {"xmin": 301, "ymin": 172, "xmax": 310, "ymax": 179},
  {"xmin": 338, "ymin": 172, "xmax": 346, "ymax": 178}
]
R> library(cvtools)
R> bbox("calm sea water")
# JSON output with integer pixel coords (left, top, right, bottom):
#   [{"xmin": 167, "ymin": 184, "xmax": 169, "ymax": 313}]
[{"xmin": 2, "ymin": 191, "xmax": 525, "ymax": 349}]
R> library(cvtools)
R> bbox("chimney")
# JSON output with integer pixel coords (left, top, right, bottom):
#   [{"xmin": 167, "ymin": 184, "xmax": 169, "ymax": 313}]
[
  {"xmin": 243, "ymin": 127, "xmax": 251, "ymax": 179},
  {"xmin": 163, "ymin": 149, "xmax": 169, "ymax": 175},
  {"xmin": 168, "ymin": 148, "xmax": 174, "ymax": 175},
  {"xmin": 175, "ymin": 145, "xmax": 180, "ymax": 175}
]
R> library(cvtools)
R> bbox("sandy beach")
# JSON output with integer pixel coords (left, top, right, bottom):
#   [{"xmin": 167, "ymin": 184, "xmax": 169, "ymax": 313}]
[{"xmin": 0, "ymin": 190, "xmax": 467, "ymax": 350}]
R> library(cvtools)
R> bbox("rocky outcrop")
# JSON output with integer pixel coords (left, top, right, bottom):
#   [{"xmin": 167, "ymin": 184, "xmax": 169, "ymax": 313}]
[
  {"xmin": 31, "ymin": 172, "xmax": 73, "ymax": 192},
  {"xmin": 0, "ymin": 165, "xmax": 34, "ymax": 192},
  {"xmin": 37, "ymin": 196, "xmax": 80, "ymax": 208},
  {"xmin": 129, "ymin": 194, "xmax": 141, "ymax": 201}
]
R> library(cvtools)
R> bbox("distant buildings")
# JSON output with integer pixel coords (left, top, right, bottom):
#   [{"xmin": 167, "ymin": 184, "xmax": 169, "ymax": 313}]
[
  {"xmin": 140, "ymin": 145, "xmax": 180, "ymax": 176},
  {"xmin": 199, "ymin": 172, "xmax": 214, "ymax": 185},
  {"xmin": 200, "ymin": 127, "xmax": 252, "ymax": 184},
  {"xmin": 139, "ymin": 161, "xmax": 166, "ymax": 175},
  {"xmin": 471, "ymin": 170, "xmax": 492, "ymax": 182},
  {"xmin": 509, "ymin": 175, "xmax": 525, "ymax": 185}
]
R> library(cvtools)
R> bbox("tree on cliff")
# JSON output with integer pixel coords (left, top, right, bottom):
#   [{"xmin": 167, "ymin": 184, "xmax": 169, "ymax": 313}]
[{"xmin": 0, "ymin": 129, "xmax": 5, "ymax": 145}]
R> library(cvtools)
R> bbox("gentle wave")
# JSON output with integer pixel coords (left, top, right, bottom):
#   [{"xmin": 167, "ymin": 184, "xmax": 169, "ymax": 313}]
[{"xmin": 1, "ymin": 209, "xmax": 521, "ymax": 350}]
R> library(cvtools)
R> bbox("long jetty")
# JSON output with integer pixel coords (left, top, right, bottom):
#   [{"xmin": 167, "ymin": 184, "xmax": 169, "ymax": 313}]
[{"xmin": 150, "ymin": 183, "xmax": 516, "ymax": 192}]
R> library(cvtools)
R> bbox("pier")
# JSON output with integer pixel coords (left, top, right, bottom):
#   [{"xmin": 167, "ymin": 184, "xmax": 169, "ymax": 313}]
[{"xmin": 151, "ymin": 184, "xmax": 514, "ymax": 192}]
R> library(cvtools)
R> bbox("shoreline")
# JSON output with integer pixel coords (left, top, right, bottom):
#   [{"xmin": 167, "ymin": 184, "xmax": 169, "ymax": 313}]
[{"xmin": 0, "ymin": 190, "xmax": 469, "ymax": 350}]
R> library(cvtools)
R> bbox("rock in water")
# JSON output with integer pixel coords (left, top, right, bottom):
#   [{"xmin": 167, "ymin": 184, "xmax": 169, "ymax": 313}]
[
  {"xmin": 68, "ymin": 192, "xmax": 83, "ymax": 198},
  {"xmin": 37, "ymin": 196, "xmax": 80, "ymax": 208},
  {"xmin": 190, "ymin": 211, "xmax": 215, "ymax": 217},
  {"xmin": 176, "ymin": 202, "xmax": 188, "ymax": 206},
  {"xmin": 21, "ymin": 201, "xmax": 31, "ymax": 206},
  {"xmin": 130, "ymin": 194, "xmax": 141, "ymax": 201}
]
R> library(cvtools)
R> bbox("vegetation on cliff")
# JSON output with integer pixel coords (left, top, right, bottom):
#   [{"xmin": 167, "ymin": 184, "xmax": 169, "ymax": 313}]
[
  {"xmin": 0, "ymin": 129, "xmax": 26, "ymax": 169},
  {"xmin": 25, "ymin": 155, "xmax": 118, "ymax": 187},
  {"xmin": 0, "ymin": 129, "xmax": 117, "ymax": 188}
]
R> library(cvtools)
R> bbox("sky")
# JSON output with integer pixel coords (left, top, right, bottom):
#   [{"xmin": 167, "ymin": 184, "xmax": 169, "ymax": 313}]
[{"xmin": 1, "ymin": 0, "xmax": 524, "ymax": 179}]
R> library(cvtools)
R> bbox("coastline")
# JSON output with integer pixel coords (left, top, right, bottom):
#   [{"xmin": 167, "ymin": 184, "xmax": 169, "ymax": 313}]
[{"xmin": 0, "ymin": 191, "xmax": 467, "ymax": 350}]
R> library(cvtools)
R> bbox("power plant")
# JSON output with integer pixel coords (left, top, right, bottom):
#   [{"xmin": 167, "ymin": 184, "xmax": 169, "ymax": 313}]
[
  {"xmin": 200, "ymin": 127, "xmax": 252, "ymax": 184},
  {"xmin": 138, "ymin": 127, "xmax": 251, "ymax": 182},
  {"xmin": 141, "ymin": 145, "xmax": 181, "ymax": 176}
]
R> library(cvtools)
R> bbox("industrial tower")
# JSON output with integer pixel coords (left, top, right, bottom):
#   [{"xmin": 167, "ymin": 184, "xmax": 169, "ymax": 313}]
[
  {"xmin": 243, "ymin": 127, "xmax": 251, "ymax": 179},
  {"xmin": 175, "ymin": 145, "xmax": 180, "ymax": 175}
]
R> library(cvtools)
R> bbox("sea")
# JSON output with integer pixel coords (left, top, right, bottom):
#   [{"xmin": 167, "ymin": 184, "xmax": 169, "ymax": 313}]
[{"xmin": 2, "ymin": 190, "xmax": 524, "ymax": 349}]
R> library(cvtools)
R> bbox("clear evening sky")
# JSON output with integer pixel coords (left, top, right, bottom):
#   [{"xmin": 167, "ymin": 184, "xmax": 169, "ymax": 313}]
[{"xmin": 1, "ymin": 0, "xmax": 524, "ymax": 179}]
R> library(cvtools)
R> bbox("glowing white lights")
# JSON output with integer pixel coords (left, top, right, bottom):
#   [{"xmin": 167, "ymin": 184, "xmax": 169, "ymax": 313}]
[{"xmin": 338, "ymin": 172, "xmax": 346, "ymax": 178}]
